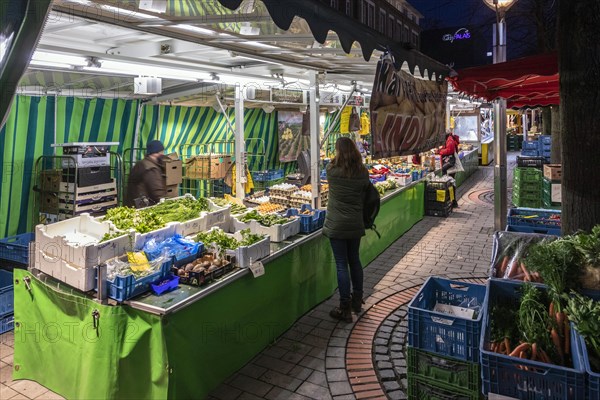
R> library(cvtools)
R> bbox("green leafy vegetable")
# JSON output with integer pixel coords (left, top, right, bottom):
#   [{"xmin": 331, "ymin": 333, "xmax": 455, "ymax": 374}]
[
  {"xmin": 564, "ymin": 292, "xmax": 600, "ymax": 372},
  {"xmin": 239, "ymin": 229, "xmax": 265, "ymax": 247},
  {"xmin": 239, "ymin": 210, "xmax": 289, "ymax": 227},
  {"xmin": 196, "ymin": 228, "xmax": 239, "ymax": 250}
]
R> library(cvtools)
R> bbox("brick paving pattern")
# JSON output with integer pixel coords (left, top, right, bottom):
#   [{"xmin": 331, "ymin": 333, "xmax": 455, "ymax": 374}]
[{"xmin": 0, "ymin": 155, "xmax": 518, "ymax": 399}]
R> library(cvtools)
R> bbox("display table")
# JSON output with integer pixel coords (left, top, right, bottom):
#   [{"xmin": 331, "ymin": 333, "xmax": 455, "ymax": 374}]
[
  {"xmin": 13, "ymin": 182, "xmax": 425, "ymax": 399},
  {"xmin": 455, "ymin": 149, "xmax": 479, "ymax": 188}
]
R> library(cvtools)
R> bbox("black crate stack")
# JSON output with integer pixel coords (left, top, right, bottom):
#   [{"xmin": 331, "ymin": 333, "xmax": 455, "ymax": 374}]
[{"xmin": 425, "ymin": 179, "xmax": 453, "ymax": 217}]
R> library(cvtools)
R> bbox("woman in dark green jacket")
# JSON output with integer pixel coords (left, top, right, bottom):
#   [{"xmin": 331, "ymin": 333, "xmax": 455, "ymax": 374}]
[{"xmin": 323, "ymin": 137, "xmax": 371, "ymax": 322}]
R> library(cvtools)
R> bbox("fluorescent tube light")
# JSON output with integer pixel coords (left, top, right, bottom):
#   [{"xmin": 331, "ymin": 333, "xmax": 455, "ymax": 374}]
[
  {"xmin": 176, "ymin": 24, "xmax": 215, "ymax": 36},
  {"xmin": 32, "ymin": 51, "xmax": 88, "ymax": 66}
]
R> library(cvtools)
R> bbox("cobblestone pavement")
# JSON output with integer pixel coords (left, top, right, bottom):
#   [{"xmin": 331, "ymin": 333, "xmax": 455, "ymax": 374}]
[{"xmin": 0, "ymin": 154, "xmax": 518, "ymax": 400}]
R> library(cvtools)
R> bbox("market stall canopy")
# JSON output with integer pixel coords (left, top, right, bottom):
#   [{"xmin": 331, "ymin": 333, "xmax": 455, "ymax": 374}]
[{"xmin": 449, "ymin": 52, "xmax": 558, "ymax": 109}]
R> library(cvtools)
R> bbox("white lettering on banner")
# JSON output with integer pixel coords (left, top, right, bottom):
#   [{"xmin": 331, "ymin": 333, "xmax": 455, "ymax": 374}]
[{"xmin": 370, "ymin": 58, "xmax": 447, "ymax": 158}]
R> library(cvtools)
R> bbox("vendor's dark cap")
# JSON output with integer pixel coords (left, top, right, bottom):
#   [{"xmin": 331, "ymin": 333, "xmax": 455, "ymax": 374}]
[{"xmin": 147, "ymin": 140, "xmax": 165, "ymax": 154}]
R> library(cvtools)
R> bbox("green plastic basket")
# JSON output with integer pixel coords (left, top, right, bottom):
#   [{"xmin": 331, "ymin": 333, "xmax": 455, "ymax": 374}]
[
  {"xmin": 408, "ymin": 373, "xmax": 481, "ymax": 400},
  {"xmin": 407, "ymin": 347, "xmax": 480, "ymax": 393},
  {"xmin": 514, "ymin": 167, "xmax": 543, "ymax": 183}
]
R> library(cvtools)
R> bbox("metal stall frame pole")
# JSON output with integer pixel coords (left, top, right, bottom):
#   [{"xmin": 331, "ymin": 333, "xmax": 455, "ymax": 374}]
[
  {"xmin": 522, "ymin": 111, "xmax": 528, "ymax": 142},
  {"xmin": 234, "ymin": 85, "xmax": 246, "ymax": 200},
  {"xmin": 493, "ymin": 16, "xmax": 508, "ymax": 231},
  {"xmin": 132, "ymin": 101, "xmax": 143, "ymax": 163},
  {"xmin": 309, "ymin": 71, "xmax": 321, "ymax": 208}
]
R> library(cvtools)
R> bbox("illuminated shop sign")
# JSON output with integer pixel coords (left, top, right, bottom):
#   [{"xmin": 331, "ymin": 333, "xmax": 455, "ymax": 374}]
[{"xmin": 442, "ymin": 28, "xmax": 471, "ymax": 43}]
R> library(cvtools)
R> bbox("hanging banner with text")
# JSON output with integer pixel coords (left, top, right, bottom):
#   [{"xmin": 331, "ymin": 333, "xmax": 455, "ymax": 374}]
[{"xmin": 370, "ymin": 58, "xmax": 447, "ymax": 158}]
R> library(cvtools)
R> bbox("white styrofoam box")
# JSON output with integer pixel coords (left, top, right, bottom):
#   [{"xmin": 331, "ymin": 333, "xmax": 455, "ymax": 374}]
[
  {"xmin": 551, "ymin": 182, "xmax": 561, "ymax": 203},
  {"xmin": 35, "ymin": 214, "xmax": 134, "ymax": 268},
  {"xmin": 390, "ymin": 173, "xmax": 412, "ymax": 186},
  {"xmin": 230, "ymin": 215, "xmax": 300, "ymax": 243},
  {"xmin": 134, "ymin": 222, "xmax": 180, "ymax": 251},
  {"xmin": 35, "ymin": 249, "xmax": 96, "ymax": 291},
  {"xmin": 60, "ymin": 259, "xmax": 96, "ymax": 291},
  {"xmin": 176, "ymin": 198, "xmax": 231, "ymax": 236},
  {"xmin": 229, "ymin": 233, "xmax": 270, "ymax": 269}
]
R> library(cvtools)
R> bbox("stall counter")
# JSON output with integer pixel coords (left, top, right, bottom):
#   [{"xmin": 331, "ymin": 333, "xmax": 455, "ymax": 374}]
[{"xmin": 13, "ymin": 182, "xmax": 425, "ymax": 399}]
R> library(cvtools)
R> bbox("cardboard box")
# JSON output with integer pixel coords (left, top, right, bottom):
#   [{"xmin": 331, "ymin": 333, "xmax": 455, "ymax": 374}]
[
  {"xmin": 184, "ymin": 155, "xmax": 232, "ymax": 180},
  {"xmin": 40, "ymin": 192, "xmax": 59, "ymax": 213},
  {"xmin": 40, "ymin": 170, "xmax": 61, "ymax": 192},
  {"xmin": 543, "ymin": 164, "xmax": 562, "ymax": 181},
  {"xmin": 165, "ymin": 184, "xmax": 179, "ymax": 198},
  {"xmin": 164, "ymin": 155, "xmax": 183, "ymax": 186}
]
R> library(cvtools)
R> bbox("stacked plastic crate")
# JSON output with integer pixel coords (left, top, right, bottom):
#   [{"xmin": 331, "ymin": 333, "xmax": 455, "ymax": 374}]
[
  {"xmin": 424, "ymin": 178, "xmax": 454, "ymax": 217},
  {"xmin": 506, "ymin": 134, "xmax": 523, "ymax": 151},
  {"xmin": 512, "ymin": 167, "xmax": 543, "ymax": 208},
  {"xmin": 520, "ymin": 140, "xmax": 539, "ymax": 157},
  {"xmin": 407, "ymin": 277, "xmax": 487, "ymax": 399},
  {"xmin": 0, "ymin": 233, "xmax": 33, "ymax": 334},
  {"xmin": 538, "ymin": 135, "xmax": 552, "ymax": 162},
  {"xmin": 542, "ymin": 164, "xmax": 562, "ymax": 208},
  {"xmin": 251, "ymin": 169, "xmax": 285, "ymax": 191}
]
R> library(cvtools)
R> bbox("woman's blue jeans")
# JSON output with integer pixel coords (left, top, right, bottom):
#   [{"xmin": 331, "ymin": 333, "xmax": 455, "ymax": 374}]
[{"xmin": 329, "ymin": 238, "xmax": 363, "ymax": 303}]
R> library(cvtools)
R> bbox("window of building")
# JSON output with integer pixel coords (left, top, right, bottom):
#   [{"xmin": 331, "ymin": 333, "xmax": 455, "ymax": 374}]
[
  {"xmin": 388, "ymin": 15, "xmax": 395, "ymax": 38},
  {"xmin": 346, "ymin": 0, "xmax": 352, "ymax": 17},
  {"xmin": 404, "ymin": 26, "xmax": 409, "ymax": 42},
  {"xmin": 330, "ymin": 0, "xmax": 339, "ymax": 10},
  {"xmin": 379, "ymin": 10, "xmax": 386, "ymax": 33},
  {"xmin": 412, "ymin": 30, "xmax": 418, "ymax": 46},
  {"xmin": 361, "ymin": 0, "xmax": 375, "ymax": 29},
  {"xmin": 395, "ymin": 21, "xmax": 402, "ymax": 41}
]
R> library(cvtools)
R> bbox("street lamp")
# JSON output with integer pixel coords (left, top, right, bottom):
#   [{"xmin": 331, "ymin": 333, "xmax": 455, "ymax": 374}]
[{"xmin": 482, "ymin": 0, "xmax": 518, "ymax": 231}]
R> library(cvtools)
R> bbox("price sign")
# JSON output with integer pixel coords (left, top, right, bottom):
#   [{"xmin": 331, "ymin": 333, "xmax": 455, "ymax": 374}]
[{"xmin": 249, "ymin": 261, "xmax": 265, "ymax": 278}]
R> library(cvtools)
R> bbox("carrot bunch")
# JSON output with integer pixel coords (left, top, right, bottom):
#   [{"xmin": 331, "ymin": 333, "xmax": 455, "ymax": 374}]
[
  {"xmin": 494, "ymin": 255, "xmax": 543, "ymax": 282},
  {"xmin": 488, "ymin": 284, "xmax": 572, "ymax": 367}
]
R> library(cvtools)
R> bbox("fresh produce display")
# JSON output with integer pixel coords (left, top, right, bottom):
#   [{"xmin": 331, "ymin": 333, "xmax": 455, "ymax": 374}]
[
  {"xmin": 270, "ymin": 183, "xmax": 297, "ymax": 192},
  {"xmin": 488, "ymin": 283, "xmax": 572, "ymax": 367},
  {"xmin": 300, "ymin": 184, "xmax": 329, "ymax": 192},
  {"xmin": 104, "ymin": 251, "xmax": 166, "ymax": 281},
  {"xmin": 151, "ymin": 197, "xmax": 209, "ymax": 223},
  {"xmin": 209, "ymin": 197, "xmax": 247, "ymax": 214},
  {"xmin": 256, "ymin": 202, "xmax": 286, "ymax": 214},
  {"xmin": 104, "ymin": 206, "xmax": 165, "ymax": 233},
  {"xmin": 195, "ymin": 228, "xmax": 265, "ymax": 250},
  {"xmin": 564, "ymin": 292, "xmax": 600, "ymax": 371},
  {"xmin": 247, "ymin": 195, "xmax": 270, "ymax": 204},
  {"xmin": 374, "ymin": 178, "xmax": 398, "ymax": 195},
  {"xmin": 291, "ymin": 190, "xmax": 311, "ymax": 200},
  {"xmin": 176, "ymin": 253, "xmax": 229, "ymax": 276},
  {"xmin": 238, "ymin": 210, "xmax": 290, "ymax": 227}
]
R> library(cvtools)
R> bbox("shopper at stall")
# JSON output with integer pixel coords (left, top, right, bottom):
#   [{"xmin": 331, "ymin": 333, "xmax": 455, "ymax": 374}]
[
  {"xmin": 323, "ymin": 137, "xmax": 371, "ymax": 323},
  {"xmin": 438, "ymin": 132, "xmax": 460, "ymax": 208},
  {"xmin": 125, "ymin": 140, "xmax": 167, "ymax": 208}
]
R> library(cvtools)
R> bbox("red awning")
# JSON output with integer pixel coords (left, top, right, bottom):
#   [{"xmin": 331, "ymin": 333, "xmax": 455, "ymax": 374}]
[{"xmin": 449, "ymin": 52, "xmax": 559, "ymax": 109}]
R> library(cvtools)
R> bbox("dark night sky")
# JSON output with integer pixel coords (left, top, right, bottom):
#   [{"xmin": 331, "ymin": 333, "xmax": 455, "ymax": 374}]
[{"xmin": 409, "ymin": 0, "xmax": 490, "ymax": 29}]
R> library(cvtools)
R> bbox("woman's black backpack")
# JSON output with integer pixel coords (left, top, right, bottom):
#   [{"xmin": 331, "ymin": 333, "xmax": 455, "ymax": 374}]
[{"xmin": 363, "ymin": 183, "xmax": 381, "ymax": 238}]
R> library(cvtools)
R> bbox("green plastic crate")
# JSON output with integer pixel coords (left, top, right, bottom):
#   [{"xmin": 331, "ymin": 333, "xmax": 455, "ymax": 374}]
[
  {"xmin": 513, "ymin": 179, "xmax": 542, "ymax": 192},
  {"xmin": 514, "ymin": 198, "xmax": 542, "ymax": 208},
  {"xmin": 408, "ymin": 373, "xmax": 481, "ymax": 400},
  {"xmin": 407, "ymin": 347, "xmax": 480, "ymax": 393},
  {"xmin": 514, "ymin": 167, "xmax": 542, "ymax": 183},
  {"xmin": 513, "ymin": 189, "xmax": 542, "ymax": 202}
]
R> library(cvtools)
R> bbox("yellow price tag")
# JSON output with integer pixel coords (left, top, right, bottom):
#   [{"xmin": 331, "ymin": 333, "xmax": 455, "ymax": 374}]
[
  {"xmin": 449, "ymin": 186, "xmax": 455, "ymax": 201},
  {"xmin": 436, "ymin": 190, "xmax": 446, "ymax": 202}
]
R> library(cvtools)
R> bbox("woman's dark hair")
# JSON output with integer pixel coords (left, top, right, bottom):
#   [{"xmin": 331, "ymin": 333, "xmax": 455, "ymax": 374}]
[{"xmin": 331, "ymin": 136, "xmax": 367, "ymax": 178}]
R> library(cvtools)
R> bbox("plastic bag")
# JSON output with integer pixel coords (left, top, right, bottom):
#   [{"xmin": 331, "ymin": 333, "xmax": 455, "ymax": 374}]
[
  {"xmin": 105, "ymin": 251, "xmax": 169, "ymax": 281},
  {"xmin": 143, "ymin": 234, "xmax": 199, "ymax": 261},
  {"xmin": 447, "ymin": 152, "xmax": 464, "ymax": 174}
]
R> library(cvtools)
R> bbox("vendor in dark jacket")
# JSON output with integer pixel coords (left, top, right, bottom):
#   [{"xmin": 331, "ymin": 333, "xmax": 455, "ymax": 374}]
[
  {"xmin": 323, "ymin": 137, "xmax": 371, "ymax": 323},
  {"xmin": 125, "ymin": 140, "xmax": 166, "ymax": 207}
]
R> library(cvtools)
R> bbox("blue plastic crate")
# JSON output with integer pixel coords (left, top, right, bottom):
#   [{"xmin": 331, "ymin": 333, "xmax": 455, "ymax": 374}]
[
  {"xmin": 0, "ymin": 270, "xmax": 14, "ymax": 318},
  {"xmin": 286, "ymin": 205, "xmax": 326, "ymax": 233},
  {"xmin": 150, "ymin": 274, "xmax": 179, "ymax": 295},
  {"xmin": 505, "ymin": 224, "xmax": 561, "ymax": 236},
  {"xmin": 251, "ymin": 169, "xmax": 284, "ymax": 182},
  {"xmin": 0, "ymin": 233, "xmax": 34, "ymax": 266},
  {"xmin": 507, "ymin": 207, "xmax": 561, "ymax": 230},
  {"xmin": 521, "ymin": 149, "xmax": 540, "ymax": 157},
  {"xmin": 407, "ymin": 277, "xmax": 486, "ymax": 362},
  {"xmin": 522, "ymin": 141, "xmax": 539, "ymax": 151},
  {"xmin": 99, "ymin": 260, "xmax": 172, "ymax": 302},
  {"xmin": 539, "ymin": 135, "xmax": 552, "ymax": 145},
  {"xmin": 173, "ymin": 242, "xmax": 204, "ymax": 268},
  {"xmin": 573, "ymin": 332, "xmax": 599, "ymax": 400},
  {"xmin": 480, "ymin": 279, "xmax": 586, "ymax": 399},
  {"xmin": 0, "ymin": 314, "xmax": 13, "ymax": 334}
]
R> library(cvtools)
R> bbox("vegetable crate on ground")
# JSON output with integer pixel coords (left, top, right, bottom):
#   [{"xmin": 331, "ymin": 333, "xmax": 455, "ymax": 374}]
[
  {"xmin": 480, "ymin": 279, "xmax": 585, "ymax": 399},
  {"xmin": 514, "ymin": 168, "xmax": 543, "ymax": 183},
  {"xmin": 99, "ymin": 259, "xmax": 172, "ymax": 302},
  {"xmin": 0, "ymin": 232, "xmax": 34, "ymax": 267},
  {"xmin": 506, "ymin": 208, "xmax": 561, "ymax": 236},
  {"xmin": 489, "ymin": 231, "xmax": 557, "ymax": 280},
  {"xmin": 522, "ymin": 149, "xmax": 540, "ymax": 157},
  {"xmin": 425, "ymin": 200, "xmax": 452, "ymax": 218},
  {"xmin": 407, "ymin": 373, "xmax": 480, "ymax": 400},
  {"xmin": 574, "ymin": 334, "xmax": 599, "ymax": 400},
  {"xmin": 407, "ymin": 346, "xmax": 480, "ymax": 394},
  {"xmin": 0, "ymin": 270, "xmax": 14, "ymax": 317},
  {"xmin": 408, "ymin": 277, "xmax": 486, "ymax": 362}
]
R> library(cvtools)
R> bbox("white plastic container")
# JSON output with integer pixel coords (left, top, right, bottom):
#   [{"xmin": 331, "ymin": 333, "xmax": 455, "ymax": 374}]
[
  {"xmin": 35, "ymin": 214, "xmax": 134, "ymax": 269},
  {"xmin": 230, "ymin": 215, "xmax": 300, "ymax": 243},
  {"xmin": 35, "ymin": 249, "xmax": 96, "ymax": 291},
  {"xmin": 230, "ymin": 231, "xmax": 271, "ymax": 268}
]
